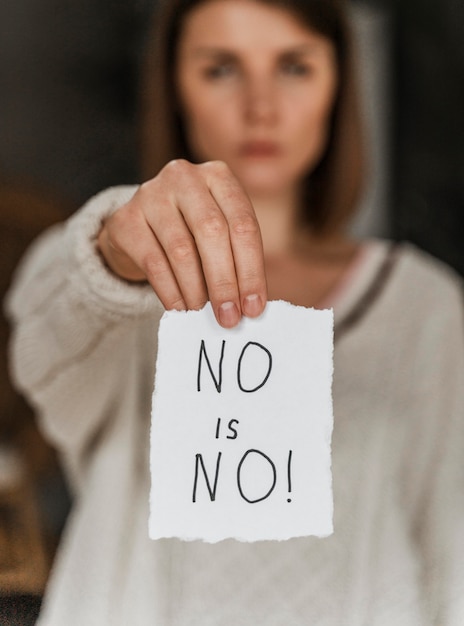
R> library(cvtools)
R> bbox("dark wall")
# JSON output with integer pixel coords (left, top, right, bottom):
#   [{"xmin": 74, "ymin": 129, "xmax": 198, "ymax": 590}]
[
  {"xmin": 392, "ymin": 0, "xmax": 464, "ymax": 273},
  {"xmin": 0, "ymin": 0, "xmax": 152, "ymax": 206}
]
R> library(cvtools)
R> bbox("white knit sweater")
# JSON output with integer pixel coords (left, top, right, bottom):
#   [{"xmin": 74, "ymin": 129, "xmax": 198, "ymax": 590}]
[{"xmin": 5, "ymin": 187, "xmax": 464, "ymax": 625}]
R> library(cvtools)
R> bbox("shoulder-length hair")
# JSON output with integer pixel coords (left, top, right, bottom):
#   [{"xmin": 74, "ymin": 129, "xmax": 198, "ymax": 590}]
[{"xmin": 139, "ymin": 0, "xmax": 364, "ymax": 234}]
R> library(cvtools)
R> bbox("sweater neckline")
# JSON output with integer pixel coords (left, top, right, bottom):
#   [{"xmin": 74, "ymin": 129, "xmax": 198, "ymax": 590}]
[{"xmin": 320, "ymin": 239, "xmax": 400, "ymax": 339}]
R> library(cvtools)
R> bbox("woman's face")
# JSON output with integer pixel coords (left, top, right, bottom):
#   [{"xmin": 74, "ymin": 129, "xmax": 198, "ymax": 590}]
[{"xmin": 175, "ymin": 0, "xmax": 338, "ymax": 199}]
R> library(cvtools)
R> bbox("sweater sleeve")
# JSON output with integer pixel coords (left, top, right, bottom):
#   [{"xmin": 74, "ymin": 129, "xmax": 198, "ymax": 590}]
[
  {"xmin": 4, "ymin": 186, "xmax": 165, "ymax": 489},
  {"xmin": 419, "ymin": 316, "xmax": 464, "ymax": 625},
  {"xmin": 400, "ymin": 261, "xmax": 464, "ymax": 625}
]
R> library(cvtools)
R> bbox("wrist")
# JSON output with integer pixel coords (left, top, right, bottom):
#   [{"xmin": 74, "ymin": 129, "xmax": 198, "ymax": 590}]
[{"xmin": 97, "ymin": 223, "xmax": 147, "ymax": 284}]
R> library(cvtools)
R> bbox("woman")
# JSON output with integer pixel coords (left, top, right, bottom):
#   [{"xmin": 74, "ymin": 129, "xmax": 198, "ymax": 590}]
[{"xmin": 6, "ymin": 0, "xmax": 463, "ymax": 624}]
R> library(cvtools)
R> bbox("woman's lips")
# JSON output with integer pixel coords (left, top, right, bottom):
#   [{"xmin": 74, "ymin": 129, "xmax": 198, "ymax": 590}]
[{"xmin": 239, "ymin": 141, "xmax": 281, "ymax": 157}]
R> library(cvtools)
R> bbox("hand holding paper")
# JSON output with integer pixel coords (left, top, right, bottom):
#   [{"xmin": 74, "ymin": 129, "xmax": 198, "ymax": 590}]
[
  {"xmin": 98, "ymin": 160, "xmax": 266, "ymax": 328},
  {"xmin": 150, "ymin": 300, "xmax": 334, "ymax": 543}
]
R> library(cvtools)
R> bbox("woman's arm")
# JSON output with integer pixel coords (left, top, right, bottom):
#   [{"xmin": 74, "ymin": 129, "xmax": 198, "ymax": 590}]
[
  {"xmin": 5, "ymin": 186, "xmax": 163, "ymax": 488},
  {"xmin": 5, "ymin": 162, "xmax": 268, "ymax": 488},
  {"xmin": 400, "ymin": 278, "xmax": 464, "ymax": 623}
]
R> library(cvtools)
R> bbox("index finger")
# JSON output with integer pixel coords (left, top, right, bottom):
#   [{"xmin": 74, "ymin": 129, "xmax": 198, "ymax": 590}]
[{"xmin": 200, "ymin": 161, "xmax": 267, "ymax": 319}]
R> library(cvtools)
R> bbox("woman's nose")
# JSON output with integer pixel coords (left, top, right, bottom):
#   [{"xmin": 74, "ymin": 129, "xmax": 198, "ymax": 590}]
[{"xmin": 244, "ymin": 78, "xmax": 277, "ymax": 125}]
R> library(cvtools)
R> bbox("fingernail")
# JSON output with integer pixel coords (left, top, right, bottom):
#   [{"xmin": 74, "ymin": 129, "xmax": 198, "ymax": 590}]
[
  {"xmin": 243, "ymin": 294, "xmax": 262, "ymax": 318},
  {"xmin": 218, "ymin": 301, "xmax": 240, "ymax": 327}
]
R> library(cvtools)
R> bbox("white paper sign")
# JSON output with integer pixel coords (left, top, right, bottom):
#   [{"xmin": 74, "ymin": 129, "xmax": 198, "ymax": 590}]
[{"xmin": 149, "ymin": 300, "xmax": 334, "ymax": 543}]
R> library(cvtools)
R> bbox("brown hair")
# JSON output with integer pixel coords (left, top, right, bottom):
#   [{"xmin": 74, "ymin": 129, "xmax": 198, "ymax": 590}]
[{"xmin": 139, "ymin": 0, "xmax": 364, "ymax": 234}]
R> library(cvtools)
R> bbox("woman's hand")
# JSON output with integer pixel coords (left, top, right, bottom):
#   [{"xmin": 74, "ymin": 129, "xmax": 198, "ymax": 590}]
[{"xmin": 97, "ymin": 159, "xmax": 267, "ymax": 328}]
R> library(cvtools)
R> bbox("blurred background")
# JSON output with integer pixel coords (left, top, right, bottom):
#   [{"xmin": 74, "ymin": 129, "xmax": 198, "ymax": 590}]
[{"xmin": 0, "ymin": 0, "xmax": 463, "ymax": 622}]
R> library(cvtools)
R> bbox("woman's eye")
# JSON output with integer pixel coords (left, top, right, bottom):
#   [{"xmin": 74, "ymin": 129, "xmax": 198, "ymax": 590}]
[
  {"xmin": 281, "ymin": 62, "xmax": 313, "ymax": 77},
  {"xmin": 203, "ymin": 63, "xmax": 236, "ymax": 80}
]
